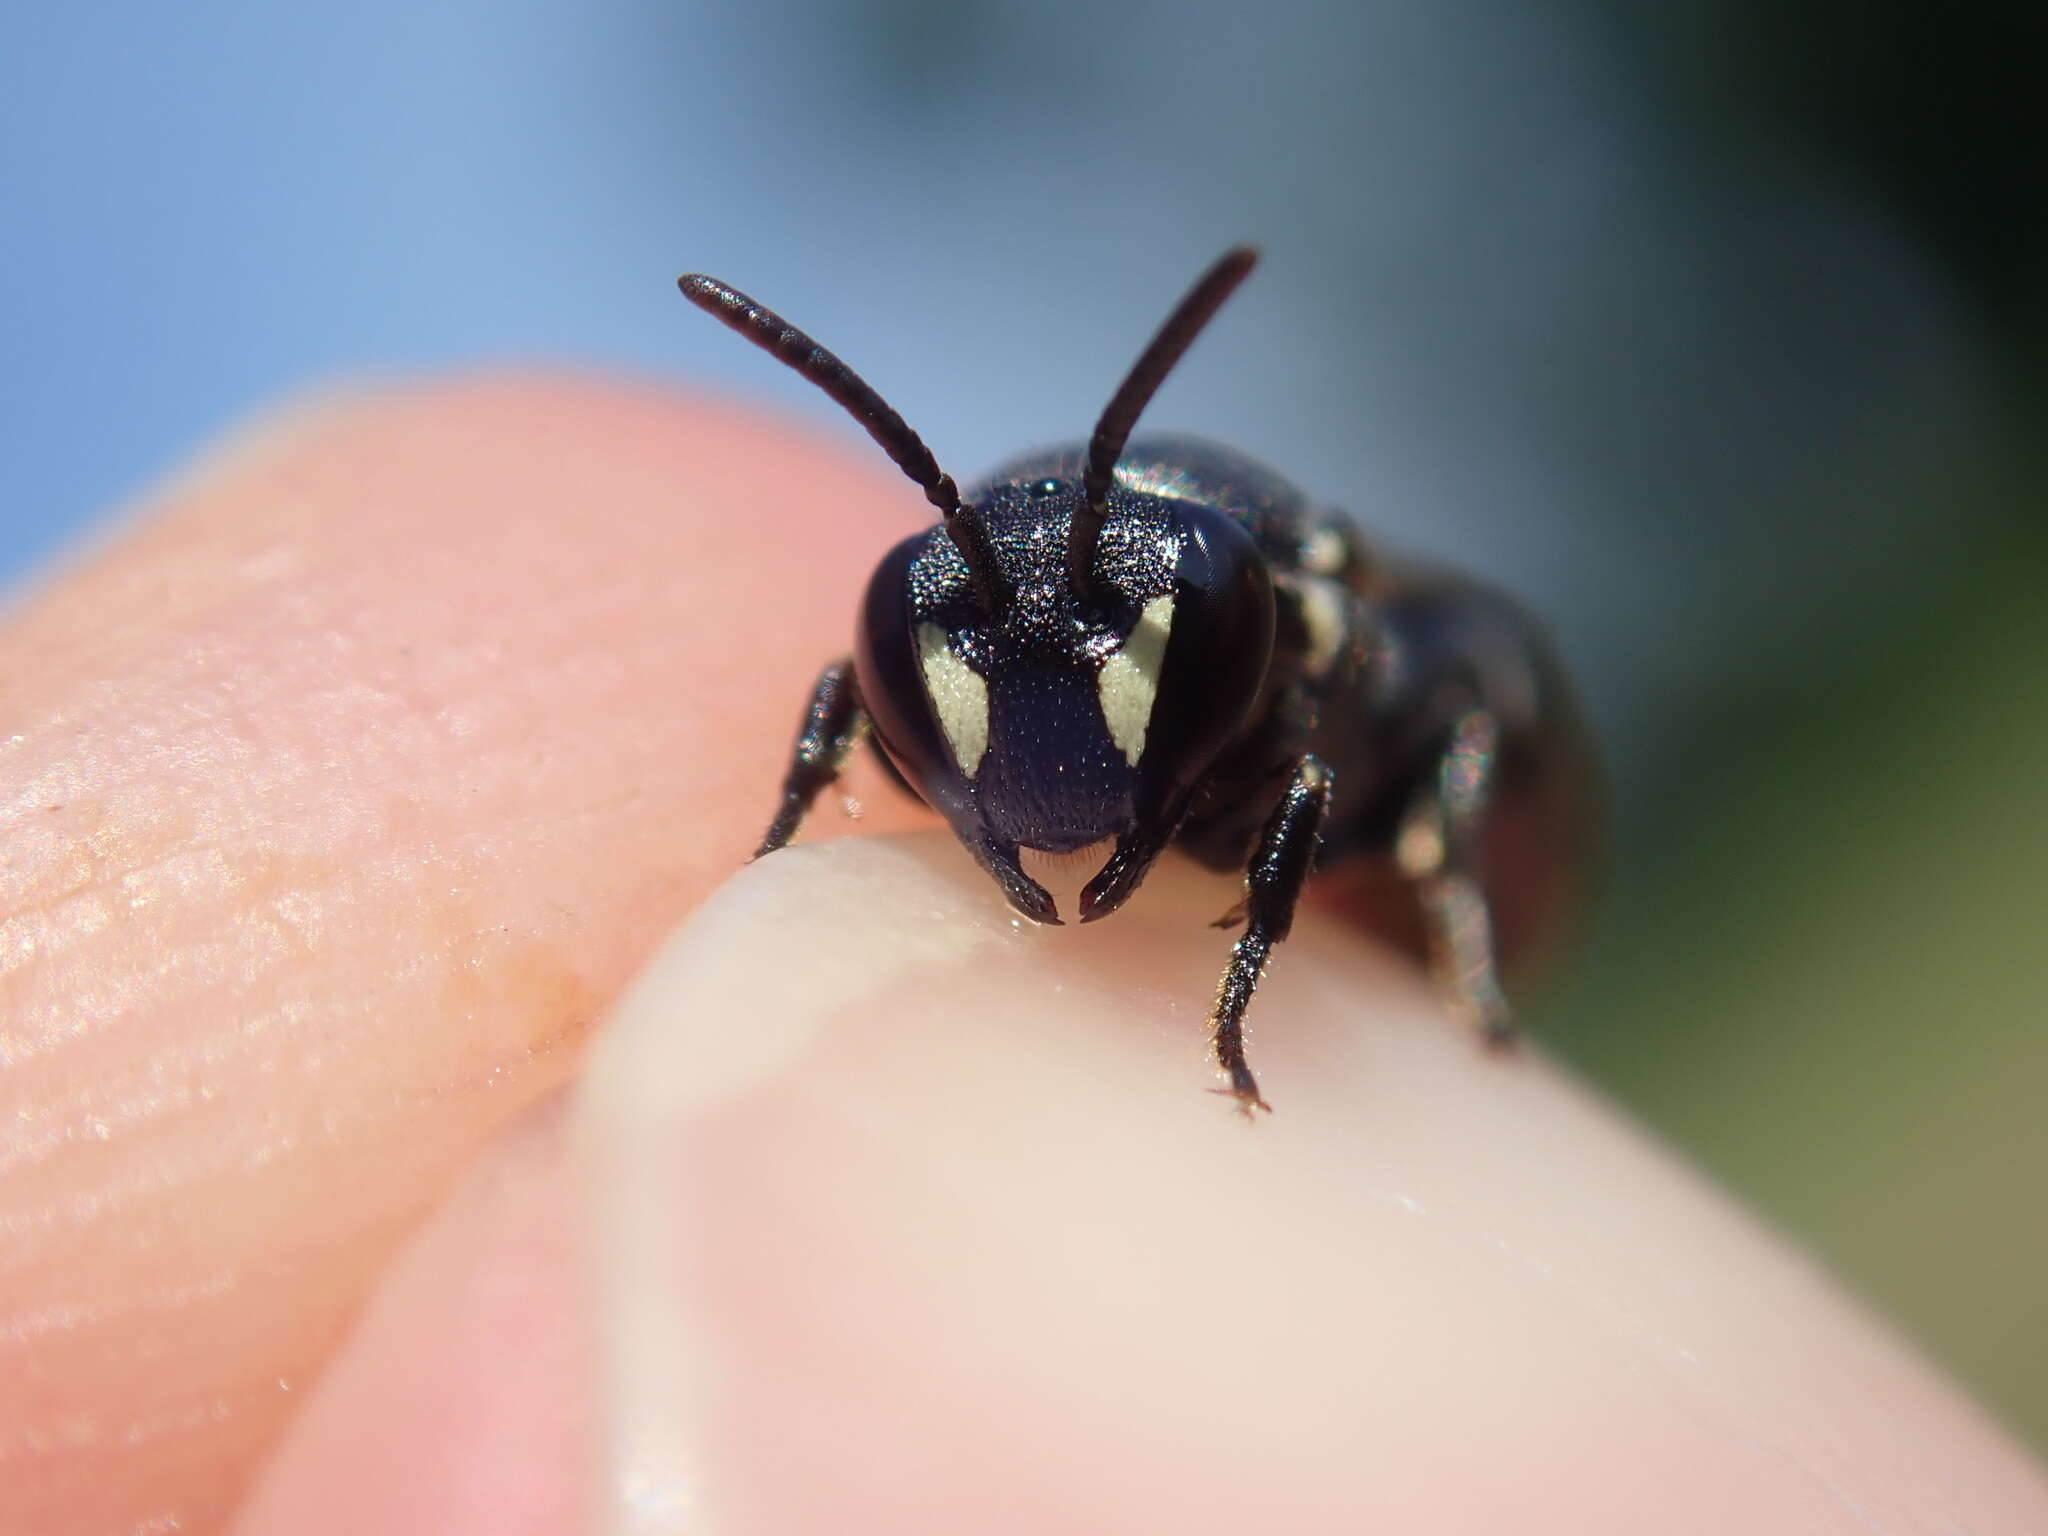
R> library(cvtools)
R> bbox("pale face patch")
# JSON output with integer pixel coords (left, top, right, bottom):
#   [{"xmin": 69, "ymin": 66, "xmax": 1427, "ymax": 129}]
[
  {"xmin": 1302, "ymin": 524, "xmax": 1350, "ymax": 577},
  {"xmin": 917, "ymin": 622, "xmax": 990, "ymax": 776},
  {"xmin": 1282, "ymin": 575, "xmax": 1350, "ymax": 677},
  {"xmin": 1098, "ymin": 593, "xmax": 1176, "ymax": 766}
]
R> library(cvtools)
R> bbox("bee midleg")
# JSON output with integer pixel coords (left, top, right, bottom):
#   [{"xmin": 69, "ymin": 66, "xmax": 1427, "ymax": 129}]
[
  {"xmin": 755, "ymin": 658, "xmax": 867, "ymax": 859},
  {"xmin": 1207, "ymin": 754, "xmax": 1333, "ymax": 1114},
  {"xmin": 1393, "ymin": 706, "xmax": 1514, "ymax": 1046}
]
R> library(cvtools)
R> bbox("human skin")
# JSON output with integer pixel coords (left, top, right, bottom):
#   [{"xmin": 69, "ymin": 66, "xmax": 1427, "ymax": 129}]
[{"xmin": 2, "ymin": 379, "xmax": 2045, "ymax": 1533}]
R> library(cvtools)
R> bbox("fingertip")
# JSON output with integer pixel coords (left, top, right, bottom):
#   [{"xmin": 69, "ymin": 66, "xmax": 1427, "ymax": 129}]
[
  {"xmin": 229, "ymin": 1101, "xmax": 586, "ymax": 1536},
  {"xmin": 566, "ymin": 834, "xmax": 2048, "ymax": 1533},
  {"xmin": 0, "ymin": 371, "xmax": 929, "ymax": 1533},
  {"xmin": 229, "ymin": 835, "xmax": 2047, "ymax": 1534}
]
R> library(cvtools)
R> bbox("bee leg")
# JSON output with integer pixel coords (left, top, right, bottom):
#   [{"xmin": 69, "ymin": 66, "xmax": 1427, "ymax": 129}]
[
  {"xmin": 1207, "ymin": 755, "xmax": 1333, "ymax": 1114},
  {"xmin": 1394, "ymin": 708, "xmax": 1514, "ymax": 1047},
  {"xmin": 755, "ymin": 658, "xmax": 867, "ymax": 858}
]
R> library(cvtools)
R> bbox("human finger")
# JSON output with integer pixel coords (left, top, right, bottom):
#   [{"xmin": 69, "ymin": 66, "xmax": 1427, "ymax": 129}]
[
  {"xmin": 238, "ymin": 835, "xmax": 2048, "ymax": 1533},
  {"xmin": 0, "ymin": 378, "xmax": 923, "ymax": 1534}
]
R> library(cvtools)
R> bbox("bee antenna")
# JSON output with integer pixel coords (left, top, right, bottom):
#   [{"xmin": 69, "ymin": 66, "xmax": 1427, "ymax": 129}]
[
  {"xmin": 1071, "ymin": 247, "xmax": 1260, "ymax": 593},
  {"xmin": 678, "ymin": 273, "xmax": 1008, "ymax": 608}
]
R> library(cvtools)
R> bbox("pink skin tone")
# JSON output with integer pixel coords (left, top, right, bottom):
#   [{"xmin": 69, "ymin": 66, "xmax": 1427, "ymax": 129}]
[{"xmin": 1, "ymin": 381, "xmax": 2043, "ymax": 1533}]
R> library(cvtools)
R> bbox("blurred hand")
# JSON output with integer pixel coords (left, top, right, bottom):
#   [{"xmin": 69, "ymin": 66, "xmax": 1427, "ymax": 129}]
[{"xmin": 3, "ymin": 381, "xmax": 2043, "ymax": 1534}]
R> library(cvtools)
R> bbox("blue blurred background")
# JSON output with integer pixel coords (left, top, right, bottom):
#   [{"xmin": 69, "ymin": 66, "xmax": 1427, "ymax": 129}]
[{"xmin": 7, "ymin": 0, "xmax": 2044, "ymax": 1447}]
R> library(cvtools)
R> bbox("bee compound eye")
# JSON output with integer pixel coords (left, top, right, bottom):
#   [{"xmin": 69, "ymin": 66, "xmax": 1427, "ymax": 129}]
[
  {"xmin": 1136, "ymin": 507, "xmax": 1277, "ymax": 784},
  {"xmin": 853, "ymin": 532, "xmax": 982, "ymax": 817}
]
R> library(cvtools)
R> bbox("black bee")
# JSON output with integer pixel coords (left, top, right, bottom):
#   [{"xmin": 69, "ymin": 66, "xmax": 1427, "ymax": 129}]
[{"xmin": 679, "ymin": 249, "xmax": 1597, "ymax": 1112}]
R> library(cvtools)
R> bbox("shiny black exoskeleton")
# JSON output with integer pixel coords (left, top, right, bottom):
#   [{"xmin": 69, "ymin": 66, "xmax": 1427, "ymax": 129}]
[{"xmin": 679, "ymin": 249, "xmax": 1597, "ymax": 1112}]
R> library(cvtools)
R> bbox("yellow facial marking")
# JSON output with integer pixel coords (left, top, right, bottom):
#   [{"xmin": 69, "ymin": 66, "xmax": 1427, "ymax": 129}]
[
  {"xmin": 1283, "ymin": 575, "xmax": 1349, "ymax": 676},
  {"xmin": 917, "ymin": 622, "xmax": 989, "ymax": 776},
  {"xmin": 1303, "ymin": 525, "xmax": 1349, "ymax": 576},
  {"xmin": 1098, "ymin": 594, "xmax": 1176, "ymax": 766}
]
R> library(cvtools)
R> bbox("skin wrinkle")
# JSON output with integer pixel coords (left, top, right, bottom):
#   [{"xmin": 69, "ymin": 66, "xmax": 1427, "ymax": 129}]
[
  {"xmin": 3, "ymin": 952, "xmax": 589, "ymax": 1217},
  {"xmin": 6, "ymin": 880, "xmax": 347, "ymax": 1069},
  {"xmin": 3, "ymin": 1268, "xmax": 245, "ymax": 1351}
]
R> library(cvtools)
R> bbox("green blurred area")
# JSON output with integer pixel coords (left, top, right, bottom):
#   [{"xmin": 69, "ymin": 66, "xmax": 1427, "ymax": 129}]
[
  {"xmin": 1540, "ymin": 1, "xmax": 2048, "ymax": 1449},
  {"xmin": 1551, "ymin": 489, "xmax": 2048, "ymax": 1444}
]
